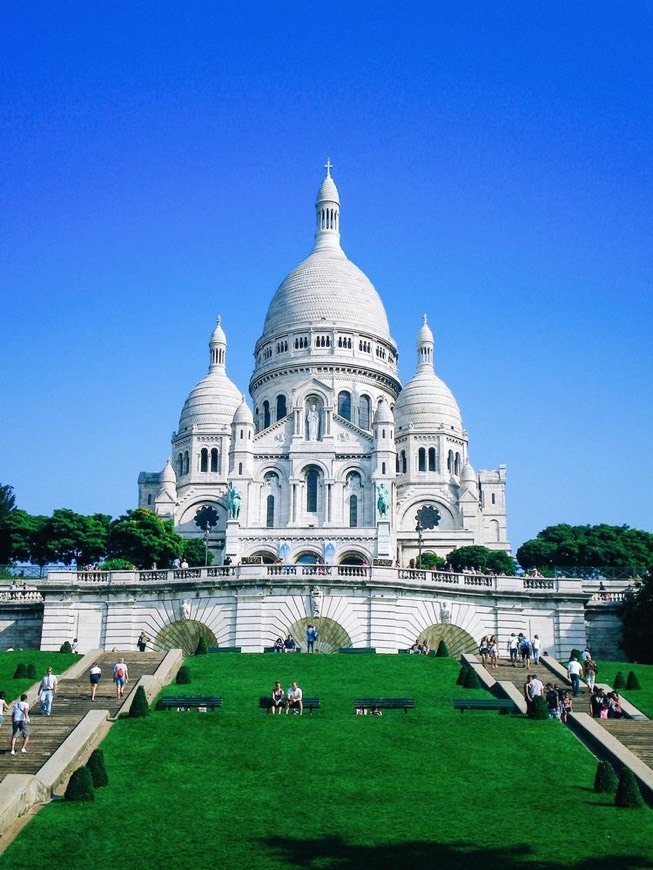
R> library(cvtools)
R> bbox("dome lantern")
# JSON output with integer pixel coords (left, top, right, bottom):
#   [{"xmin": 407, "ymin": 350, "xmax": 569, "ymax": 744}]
[{"xmin": 314, "ymin": 158, "xmax": 341, "ymax": 252}]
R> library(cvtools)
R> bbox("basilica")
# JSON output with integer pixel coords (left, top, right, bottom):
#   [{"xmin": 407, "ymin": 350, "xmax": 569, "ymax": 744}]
[{"xmin": 138, "ymin": 167, "xmax": 509, "ymax": 567}]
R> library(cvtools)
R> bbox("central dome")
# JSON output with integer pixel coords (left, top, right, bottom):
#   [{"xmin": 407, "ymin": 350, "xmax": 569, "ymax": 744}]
[{"xmin": 260, "ymin": 167, "xmax": 393, "ymax": 343}]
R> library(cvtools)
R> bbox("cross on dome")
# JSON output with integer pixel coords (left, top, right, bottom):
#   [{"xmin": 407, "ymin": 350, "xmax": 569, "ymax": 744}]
[{"xmin": 325, "ymin": 157, "xmax": 333, "ymax": 177}]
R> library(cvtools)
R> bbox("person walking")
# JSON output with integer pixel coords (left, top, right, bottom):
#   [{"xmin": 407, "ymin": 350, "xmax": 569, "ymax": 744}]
[
  {"xmin": 10, "ymin": 693, "xmax": 30, "ymax": 755},
  {"xmin": 113, "ymin": 658, "xmax": 129, "ymax": 700},
  {"xmin": 567, "ymin": 656, "xmax": 582, "ymax": 697},
  {"xmin": 0, "ymin": 691, "xmax": 10, "ymax": 730},
  {"xmin": 38, "ymin": 667, "xmax": 58, "ymax": 716},
  {"xmin": 137, "ymin": 632, "xmax": 149, "ymax": 653},
  {"xmin": 89, "ymin": 663, "xmax": 102, "ymax": 700}
]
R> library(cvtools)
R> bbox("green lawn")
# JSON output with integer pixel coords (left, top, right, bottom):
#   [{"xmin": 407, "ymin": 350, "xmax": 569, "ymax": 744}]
[
  {"xmin": 0, "ymin": 651, "xmax": 79, "ymax": 701},
  {"xmin": 3, "ymin": 654, "xmax": 652, "ymax": 869},
  {"xmin": 596, "ymin": 660, "xmax": 653, "ymax": 717}
]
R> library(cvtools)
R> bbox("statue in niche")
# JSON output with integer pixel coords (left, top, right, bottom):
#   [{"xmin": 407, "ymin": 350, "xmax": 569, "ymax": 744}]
[
  {"xmin": 227, "ymin": 483, "xmax": 242, "ymax": 520},
  {"xmin": 181, "ymin": 599, "xmax": 191, "ymax": 620},
  {"xmin": 311, "ymin": 586, "xmax": 322, "ymax": 617},
  {"xmin": 439, "ymin": 601, "xmax": 451, "ymax": 624},
  {"xmin": 377, "ymin": 483, "xmax": 389, "ymax": 519},
  {"xmin": 307, "ymin": 404, "xmax": 319, "ymax": 440}
]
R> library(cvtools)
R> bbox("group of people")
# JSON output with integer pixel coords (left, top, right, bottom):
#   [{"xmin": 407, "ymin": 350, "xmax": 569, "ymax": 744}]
[
  {"xmin": 269, "ymin": 681, "xmax": 303, "ymax": 715},
  {"xmin": 506, "ymin": 633, "xmax": 541, "ymax": 667},
  {"xmin": 407, "ymin": 639, "xmax": 431, "ymax": 654},
  {"xmin": 272, "ymin": 636, "xmax": 297, "ymax": 653},
  {"xmin": 478, "ymin": 636, "xmax": 499, "ymax": 669},
  {"xmin": 522, "ymin": 674, "xmax": 574, "ymax": 723}
]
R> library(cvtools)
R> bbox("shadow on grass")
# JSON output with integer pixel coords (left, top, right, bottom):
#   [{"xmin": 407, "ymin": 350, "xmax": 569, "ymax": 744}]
[{"xmin": 262, "ymin": 835, "xmax": 653, "ymax": 869}]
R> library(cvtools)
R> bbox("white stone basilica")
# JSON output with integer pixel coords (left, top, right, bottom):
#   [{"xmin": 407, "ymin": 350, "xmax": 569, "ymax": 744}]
[{"xmin": 138, "ymin": 167, "xmax": 509, "ymax": 567}]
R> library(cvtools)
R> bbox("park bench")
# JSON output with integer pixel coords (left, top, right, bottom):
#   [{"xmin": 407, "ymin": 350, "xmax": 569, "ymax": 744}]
[
  {"xmin": 354, "ymin": 697, "xmax": 415, "ymax": 713},
  {"xmin": 398, "ymin": 649, "xmax": 436, "ymax": 656},
  {"xmin": 339, "ymin": 647, "xmax": 377, "ymax": 654},
  {"xmin": 258, "ymin": 695, "xmax": 320, "ymax": 715},
  {"xmin": 452, "ymin": 698, "xmax": 516, "ymax": 714},
  {"xmin": 156, "ymin": 696, "xmax": 223, "ymax": 712},
  {"xmin": 207, "ymin": 646, "xmax": 241, "ymax": 653},
  {"xmin": 263, "ymin": 646, "xmax": 303, "ymax": 653}
]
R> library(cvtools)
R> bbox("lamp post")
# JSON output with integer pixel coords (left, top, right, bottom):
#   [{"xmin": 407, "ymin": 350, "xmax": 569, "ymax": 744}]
[
  {"xmin": 415, "ymin": 520, "xmax": 423, "ymax": 569},
  {"xmin": 203, "ymin": 524, "xmax": 210, "ymax": 566}
]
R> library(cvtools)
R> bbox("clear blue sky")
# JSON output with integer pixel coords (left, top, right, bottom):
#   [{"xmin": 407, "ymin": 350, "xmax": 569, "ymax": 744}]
[{"xmin": 1, "ymin": 3, "xmax": 652, "ymax": 551}]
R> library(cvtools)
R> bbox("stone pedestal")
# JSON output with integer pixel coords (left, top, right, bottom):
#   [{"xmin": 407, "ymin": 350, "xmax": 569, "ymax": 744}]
[
  {"xmin": 225, "ymin": 520, "xmax": 240, "ymax": 562},
  {"xmin": 376, "ymin": 521, "xmax": 391, "ymax": 558}
]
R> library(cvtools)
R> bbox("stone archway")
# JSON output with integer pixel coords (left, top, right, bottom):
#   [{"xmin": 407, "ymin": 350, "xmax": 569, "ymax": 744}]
[
  {"xmin": 288, "ymin": 616, "xmax": 351, "ymax": 654},
  {"xmin": 419, "ymin": 623, "xmax": 477, "ymax": 657},
  {"xmin": 155, "ymin": 619, "xmax": 216, "ymax": 656}
]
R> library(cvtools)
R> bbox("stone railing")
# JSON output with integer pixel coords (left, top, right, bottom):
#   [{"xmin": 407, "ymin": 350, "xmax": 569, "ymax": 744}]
[{"xmin": 0, "ymin": 587, "xmax": 44, "ymax": 603}]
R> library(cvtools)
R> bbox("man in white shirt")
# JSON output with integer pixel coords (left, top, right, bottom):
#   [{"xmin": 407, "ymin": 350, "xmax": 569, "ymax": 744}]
[
  {"xmin": 567, "ymin": 657, "xmax": 583, "ymax": 697},
  {"xmin": 39, "ymin": 667, "xmax": 58, "ymax": 716},
  {"xmin": 286, "ymin": 681, "xmax": 303, "ymax": 716},
  {"xmin": 11, "ymin": 694, "xmax": 30, "ymax": 754}
]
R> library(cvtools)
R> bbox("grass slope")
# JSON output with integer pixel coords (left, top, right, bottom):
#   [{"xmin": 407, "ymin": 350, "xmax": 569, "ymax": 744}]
[
  {"xmin": 0, "ymin": 651, "xmax": 79, "ymax": 700},
  {"xmin": 596, "ymin": 660, "xmax": 653, "ymax": 717},
  {"xmin": 3, "ymin": 655, "xmax": 652, "ymax": 869}
]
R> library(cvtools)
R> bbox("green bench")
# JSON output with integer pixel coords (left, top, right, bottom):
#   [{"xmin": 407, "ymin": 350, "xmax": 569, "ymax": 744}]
[
  {"xmin": 263, "ymin": 646, "xmax": 303, "ymax": 653},
  {"xmin": 207, "ymin": 646, "xmax": 242, "ymax": 653},
  {"xmin": 354, "ymin": 697, "xmax": 415, "ymax": 713},
  {"xmin": 258, "ymin": 695, "xmax": 320, "ymax": 715},
  {"xmin": 156, "ymin": 696, "xmax": 223, "ymax": 712},
  {"xmin": 339, "ymin": 647, "xmax": 376, "ymax": 654},
  {"xmin": 452, "ymin": 698, "xmax": 516, "ymax": 714}
]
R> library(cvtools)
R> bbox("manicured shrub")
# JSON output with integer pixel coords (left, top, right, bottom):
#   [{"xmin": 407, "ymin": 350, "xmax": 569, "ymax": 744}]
[
  {"xmin": 176, "ymin": 665, "xmax": 192, "ymax": 685},
  {"xmin": 456, "ymin": 665, "xmax": 468, "ymax": 686},
  {"xmin": 26, "ymin": 663, "xmax": 37, "ymax": 679},
  {"xmin": 13, "ymin": 663, "xmax": 27, "ymax": 679},
  {"xmin": 64, "ymin": 766, "xmax": 95, "ymax": 801},
  {"xmin": 463, "ymin": 667, "xmax": 481, "ymax": 689},
  {"xmin": 528, "ymin": 695, "xmax": 548, "ymax": 720},
  {"xmin": 614, "ymin": 767, "xmax": 645, "ymax": 809},
  {"xmin": 129, "ymin": 685, "xmax": 150, "ymax": 718},
  {"xmin": 436, "ymin": 640, "xmax": 450, "ymax": 658},
  {"xmin": 594, "ymin": 760, "xmax": 618, "ymax": 793},
  {"xmin": 626, "ymin": 671, "xmax": 641, "ymax": 690},
  {"xmin": 613, "ymin": 671, "xmax": 626, "ymax": 689},
  {"xmin": 87, "ymin": 749, "xmax": 109, "ymax": 788},
  {"xmin": 195, "ymin": 636, "xmax": 208, "ymax": 655},
  {"xmin": 60, "ymin": 641, "xmax": 72, "ymax": 654}
]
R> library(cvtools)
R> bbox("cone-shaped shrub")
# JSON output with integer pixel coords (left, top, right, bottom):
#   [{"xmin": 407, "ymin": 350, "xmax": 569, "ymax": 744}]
[
  {"xmin": 59, "ymin": 641, "xmax": 72, "ymax": 654},
  {"xmin": 26, "ymin": 663, "xmax": 37, "ymax": 680},
  {"xmin": 13, "ymin": 663, "xmax": 27, "ymax": 679},
  {"xmin": 463, "ymin": 667, "xmax": 481, "ymax": 689},
  {"xmin": 436, "ymin": 640, "xmax": 450, "ymax": 658},
  {"xmin": 613, "ymin": 671, "xmax": 626, "ymax": 689},
  {"xmin": 456, "ymin": 665, "xmax": 468, "ymax": 686},
  {"xmin": 594, "ymin": 760, "xmax": 618, "ymax": 793},
  {"xmin": 195, "ymin": 636, "xmax": 208, "ymax": 655},
  {"xmin": 129, "ymin": 685, "xmax": 150, "ymax": 718},
  {"xmin": 176, "ymin": 665, "xmax": 192, "ymax": 685},
  {"xmin": 626, "ymin": 671, "xmax": 641, "ymax": 690},
  {"xmin": 64, "ymin": 766, "xmax": 95, "ymax": 801},
  {"xmin": 528, "ymin": 695, "xmax": 549, "ymax": 720},
  {"xmin": 87, "ymin": 749, "xmax": 109, "ymax": 788},
  {"xmin": 615, "ymin": 767, "xmax": 645, "ymax": 808}
]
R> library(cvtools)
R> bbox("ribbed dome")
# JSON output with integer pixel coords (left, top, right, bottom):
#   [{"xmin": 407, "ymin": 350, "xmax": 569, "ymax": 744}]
[
  {"xmin": 263, "ymin": 246, "xmax": 392, "ymax": 339},
  {"xmin": 233, "ymin": 396, "xmax": 254, "ymax": 425},
  {"xmin": 374, "ymin": 397, "xmax": 394, "ymax": 424},
  {"xmin": 394, "ymin": 368, "xmax": 462, "ymax": 432},
  {"xmin": 178, "ymin": 371, "xmax": 242, "ymax": 431},
  {"xmin": 160, "ymin": 458, "xmax": 176, "ymax": 484}
]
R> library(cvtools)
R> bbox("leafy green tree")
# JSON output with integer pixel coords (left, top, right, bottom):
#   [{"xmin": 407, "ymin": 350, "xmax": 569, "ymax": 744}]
[
  {"xmin": 517, "ymin": 524, "xmax": 653, "ymax": 575},
  {"xmin": 2, "ymin": 510, "xmax": 51, "ymax": 570},
  {"xmin": 42, "ymin": 509, "xmax": 110, "ymax": 567},
  {"xmin": 419, "ymin": 552, "xmax": 445, "ymax": 570},
  {"xmin": 107, "ymin": 509, "xmax": 183, "ymax": 569},
  {"xmin": 446, "ymin": 545, "xmax": 515, "ymax": 575},
  {"xmin": 182, "ymin": 536, "xmax": 214, "ymax": 567},
  {"xmin": 621, "ymin": 570, "xmax": 653, "ymax": 664},
  {"xmin": 0, "ymin": 484, "xmax": 16, "ymax": 523}
]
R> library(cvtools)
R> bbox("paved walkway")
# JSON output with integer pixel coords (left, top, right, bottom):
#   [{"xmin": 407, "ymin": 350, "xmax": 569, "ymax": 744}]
[{"xmin": 0, "ymin": 652, "xmax": 164, "ymax": 783}]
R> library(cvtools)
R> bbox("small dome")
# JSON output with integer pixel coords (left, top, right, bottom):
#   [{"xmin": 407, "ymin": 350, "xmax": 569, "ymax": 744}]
[
  {"xmin": 178, "ymin": 371, "xmax": 242, "ymax": 431},
  {"xmin": 161, "ymin": 458, "xmax": 176, "ymax": 484},
  {"xmin": 233, "ymin": 396, "xmax": 254, "ymax": 425},
  {"xmin": 394, "ymin": 368, "xmax": 463, "ymax": 433},
  {"xmin": 316, "ymin": 173, "xmax": 340, "ymax": 205},
  {"xmin": 374, "ymin": 397, "xmax": 394, "ymax": 425},
  {"xmin": 417, "ymin": 314, "xmax": 433, "ymax": 346},
  {"xmin": 460, "ymin": 460, "xmax": 477, "ymax": 487},
  {"xmin": 211, "ymin": 316, "xmax": 226, "ymax": 345}
]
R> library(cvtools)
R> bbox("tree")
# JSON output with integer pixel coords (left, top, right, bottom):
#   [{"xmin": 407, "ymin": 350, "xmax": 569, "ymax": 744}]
[
  {"xmin": 614, "ymin": 767, "xmax": 645, "ymax": 809},
  {"xmin": 129, "ymin": 685, "xmax": 150, "ymax": 718},
  {"xmin": 517, "ymin": 524, "xmax": 653, "ymax": 575},
  {"xmin": 43, "ymin": 509, "xmax": 110, "ymax": 567},
  {"xmin": 1, "ymin": 510, "xmax": 51, "ymax": 569},
  {"xmin": 64, "ymin": 766, "xmax": 95, "ymax": 801},
  {"xmin": 87, "ymin": 749, "xmax": 109, "ymax": 788},
  {"xmin": 0, "ymin": 484, "xmax": 16, "ymax": 562},
  {"xmin": 183, "ymin": 536, "xmax": 214, "ymax": 567},
  {"xmin": 446, "ymin": 545, "xmax": 516, "ymax": 575},
  {"xmin": 594, "ymin": 760, "xmax": 618, "ymax": 793},
  {"xmin": 419, "ymin": 552, "xmax": 445, "ymax": 570},
  {"xmin": 621, "ymin": 569, "xmax": 653, "ymax": 663},
  {"xmin": 107, "ymin": 509, "xmax": 183, "ymax": 569}
]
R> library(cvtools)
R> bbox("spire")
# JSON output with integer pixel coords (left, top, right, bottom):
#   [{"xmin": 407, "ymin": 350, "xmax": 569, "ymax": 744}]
[
  {"xmin": 209, "ymin": 315, "xmax": 227, "ymax": 372},
  {"xmin": 416, "ymin": 314, "xmax": 434, "ymax": 369},
  {"xmin": 314, "ymin": 161, "xmax": 341, "ymax": 251}
]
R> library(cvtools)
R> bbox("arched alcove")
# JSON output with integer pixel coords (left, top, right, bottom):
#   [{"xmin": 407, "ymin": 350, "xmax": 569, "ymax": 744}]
[
  {"xmin": 288, "ymin": 616, "xmax": 351, "ymax": 654},
  {"xmin": 155, "ymin": 619, "xmax": 216, "ymax": 656},
  {"xmin": 416, "ymin": 623, "xmax": 477, "ymax": 657}
]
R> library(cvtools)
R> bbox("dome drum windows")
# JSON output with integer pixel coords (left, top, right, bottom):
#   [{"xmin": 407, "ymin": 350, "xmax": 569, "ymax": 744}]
[
  {"xmin": 447, "ymin": 450, "xmax": 462, "ymax": 476},
  {"xmin": 337, "ymin": 335, "xmax": 352, "ymax": 349},
  {"xmin": 359, "ymin": 340, "xmax": 371, "ymax": 353},
  {"xmin": 294, "ymin": 336, "xmax": 309, "ymax": 350},
  {"xmin": 276, "ymin": 340, "xmax": 288, "ymax": 354},
  {"xmin": 314, "ymin": 334, "xmax": 331, "ymax": 348}
]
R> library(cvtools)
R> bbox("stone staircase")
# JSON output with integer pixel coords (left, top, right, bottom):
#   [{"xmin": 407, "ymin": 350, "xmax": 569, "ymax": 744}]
[
  {"xmin": 491, "ymin": 658, "xmax": 590, "ymax": 705},
  {"xmin": 0, "ymin": 652, "xmax": 165, "ymax": 782}
]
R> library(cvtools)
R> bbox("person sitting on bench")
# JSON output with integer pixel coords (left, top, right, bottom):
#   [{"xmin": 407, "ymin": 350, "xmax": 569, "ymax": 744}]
[
  {"xmin": 272, "ymin": 637, "xmax": 284, "ymax": 653},
  {"xmin": 283, "ymin": 635, "xmax": 297, "ymax": 653},
  {"xmin": 270, "ymin": 681, "xmax": 285, "ymax": 715},
  {"xmin": 286, "ymin": 681, "xmax": 303, "ymax": 715}
]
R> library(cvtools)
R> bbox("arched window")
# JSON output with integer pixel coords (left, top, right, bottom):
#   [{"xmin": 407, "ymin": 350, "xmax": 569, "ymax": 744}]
[
  {"xmin": 491, "ymin": 493, "xmax": 496, "ymax": 505},
  {"xmin": 338, "ymin": 391, "xmax": 351, "ymax": 420},
  {"xmin": 358, "ymin": 395, "xmax": 371, "ymax": 429},
  {"xmin": 349, "ymin": 494, "xmax": 358, "ymax": 528},
  {"xmin": 428, "ymin": 447, "xmax": 437, "ymax": 472},
  {"xmin": 454, "ymin": 452, "xmax": 461, "ymax": 476},
  {"xmin": 183, "ymin": 451, "xmax": 189, "ymax": 476},
  {"xmin": 447, "ymin": 450, "xmax": 454, "ymax": 473},
  {"xmin": 382, "ymin": 462, "xmax": 386, "ymax": 474},
  {"xmin": 263, "ymin": 400, "xmax": 270, "ymax": 429},
  {"xmin": 238, "ymin": 462, "xmax": 243, "ymax": 475},
  {"xmin": 276, "ymin": 394, "xmax": 287, "ymax": 419},
  {"xmin": 210, "ymin": 448, "xmax": 219, "ymax": 473},
  {"xmin": 147, "ymin": 494, "xmax": 152, "ymax": 505},
  {"xmin": 200, "ymin": 448, "xmax": 208, "ymax": 472},
  {"xmin": 401, "ymin": 451, "xmax": 407, "ymax": 474},
  {"xmin": 176, "ymin": 453, "xmax": 183, "ymax": 477},
  {"xmin": 418, "ymin": 447, "xmax": 426, "ymax": 472},
  {"xmin": 306, "ymin": 466, "xmax": 319, "ymax": 513},
  {"xmin": 266, "ymin": 495, "xmax": 275, "ymax": 528}
]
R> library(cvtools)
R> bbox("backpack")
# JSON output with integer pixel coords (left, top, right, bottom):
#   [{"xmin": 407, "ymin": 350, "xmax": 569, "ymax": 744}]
[
  {"xmin": 520, "ymin": 639, "xmax": 531, "ymax": 653},
  {"xmin": 116, "ymin": 666, "xmax": 125, "ymax": 679}
]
